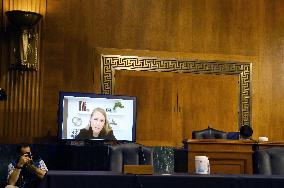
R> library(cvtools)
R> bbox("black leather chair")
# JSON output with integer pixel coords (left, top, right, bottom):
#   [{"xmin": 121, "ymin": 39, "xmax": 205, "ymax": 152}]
[
  {"xmin": 253, "ymin": 147, "xmax": 284, "ymax": 175},
  {"xmin": 192, "ymin": 127, "xmax": 227, "ymax": 139},
  {"xmin": 108, "ymin": 143, "xmax": 153, "ymax": 172}
]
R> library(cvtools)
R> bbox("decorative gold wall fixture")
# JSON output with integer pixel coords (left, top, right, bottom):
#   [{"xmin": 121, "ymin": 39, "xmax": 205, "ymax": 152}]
[
  {"xmin": 5, "ymin": 10, "xmax": 43, "ymax": 71},
  {"xmin": 101, "ymin": 55, "xmax": 252, "ymax": 127}
]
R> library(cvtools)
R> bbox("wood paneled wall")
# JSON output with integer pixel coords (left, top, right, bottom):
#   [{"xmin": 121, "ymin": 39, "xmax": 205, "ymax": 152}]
[{"xmin": 0, "ymin": 0, "xmax": 284, "ymax": 145}]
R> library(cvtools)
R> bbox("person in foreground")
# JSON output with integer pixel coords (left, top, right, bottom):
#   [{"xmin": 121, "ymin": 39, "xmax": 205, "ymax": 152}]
[
  {"xmin": 6, "ymin": 143, "xmax": 48, "ymax": 188},
  {"xmin": 75, "ymin": 107, "xmax": 117, "ymax": 140}
]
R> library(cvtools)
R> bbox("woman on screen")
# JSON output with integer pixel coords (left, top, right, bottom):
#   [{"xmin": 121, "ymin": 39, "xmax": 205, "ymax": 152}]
[{"xmin": 75, "ymin": 107, "xmax": 116, "ymax": 140}]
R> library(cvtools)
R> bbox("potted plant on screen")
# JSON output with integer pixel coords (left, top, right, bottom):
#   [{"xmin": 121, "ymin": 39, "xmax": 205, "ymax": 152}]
[{"xmin": 113, "ymin": 101, "xmax": 124, "ymax": 113}]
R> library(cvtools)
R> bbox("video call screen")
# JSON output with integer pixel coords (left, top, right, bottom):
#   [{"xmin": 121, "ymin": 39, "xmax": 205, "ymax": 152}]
[{"xmin": 58, "ymin": 92, "xmax": 136, "ymax": 141}]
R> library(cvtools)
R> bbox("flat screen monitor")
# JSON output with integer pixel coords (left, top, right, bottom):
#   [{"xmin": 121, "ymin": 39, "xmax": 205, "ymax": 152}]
[{"xmin": 58, "ymin": 92, "xmax": 136, "ymax": 142}]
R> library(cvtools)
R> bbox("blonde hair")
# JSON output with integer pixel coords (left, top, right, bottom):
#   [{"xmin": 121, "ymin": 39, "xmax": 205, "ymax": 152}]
[{"xmin": 85, "ymin": 107, "xmax": 113, "ymax": 136}]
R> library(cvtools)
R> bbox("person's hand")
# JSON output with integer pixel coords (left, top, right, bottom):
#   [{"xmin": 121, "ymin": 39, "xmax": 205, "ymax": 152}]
[{"xmin": 17, "ymin": 154, "xmax": 32, "ymax": 168}]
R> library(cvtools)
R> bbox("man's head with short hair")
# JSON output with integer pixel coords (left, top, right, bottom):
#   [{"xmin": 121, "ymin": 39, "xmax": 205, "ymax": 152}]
[{"xmin": 16, "ymin": 143, "xmax": 31, "ymax": 155}]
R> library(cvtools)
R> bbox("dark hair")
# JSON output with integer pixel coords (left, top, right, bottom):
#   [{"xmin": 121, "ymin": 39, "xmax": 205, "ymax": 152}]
[
  {"xmin": 16, "ymin": 143, "xmax": 31, "ymax": 154},
  {"xmin": 240, "ymin": 125, "xmax": 253, "ymax": 138}
]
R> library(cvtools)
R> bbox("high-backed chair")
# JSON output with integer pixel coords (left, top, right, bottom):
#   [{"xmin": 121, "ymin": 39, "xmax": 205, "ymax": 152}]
[
  {"xmin": 253, "ymin": 147, "xmax": 284, "ymax": 175},
  {"xmin": 192, "ymin": 127, "xmax": 227, "ymax": 139},
  {"xmin": 108, "ymin": 143, "xmax": 153, "ymax": 172}
]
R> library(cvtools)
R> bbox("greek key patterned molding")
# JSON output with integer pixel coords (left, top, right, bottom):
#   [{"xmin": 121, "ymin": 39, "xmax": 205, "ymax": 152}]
[{"xmin": 101, "ymin": 55, "xmax": 252, "ymax": 127}]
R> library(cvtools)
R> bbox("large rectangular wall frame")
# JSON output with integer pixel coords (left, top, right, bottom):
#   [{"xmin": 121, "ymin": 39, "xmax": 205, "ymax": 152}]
[{"xmin": 100, "ymin": 55, "xmax": 252, "ymax": 128}]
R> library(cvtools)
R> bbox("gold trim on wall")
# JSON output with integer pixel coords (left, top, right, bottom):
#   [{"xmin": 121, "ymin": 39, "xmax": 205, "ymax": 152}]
[{"xmin": 101, "ymin": 55, "xmax": 252, "ymax": 127}]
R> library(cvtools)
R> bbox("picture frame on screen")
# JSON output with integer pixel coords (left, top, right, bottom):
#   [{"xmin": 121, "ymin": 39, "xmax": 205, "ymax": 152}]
[{"xmin": 58, "ymin": 91, "xmax": 136, "ymax": 142}]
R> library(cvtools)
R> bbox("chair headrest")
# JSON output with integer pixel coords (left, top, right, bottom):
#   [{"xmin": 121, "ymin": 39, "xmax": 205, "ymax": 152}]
[{"xmin": 192, "ymin": 127, "xmax": 227, "ymax": 139}]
